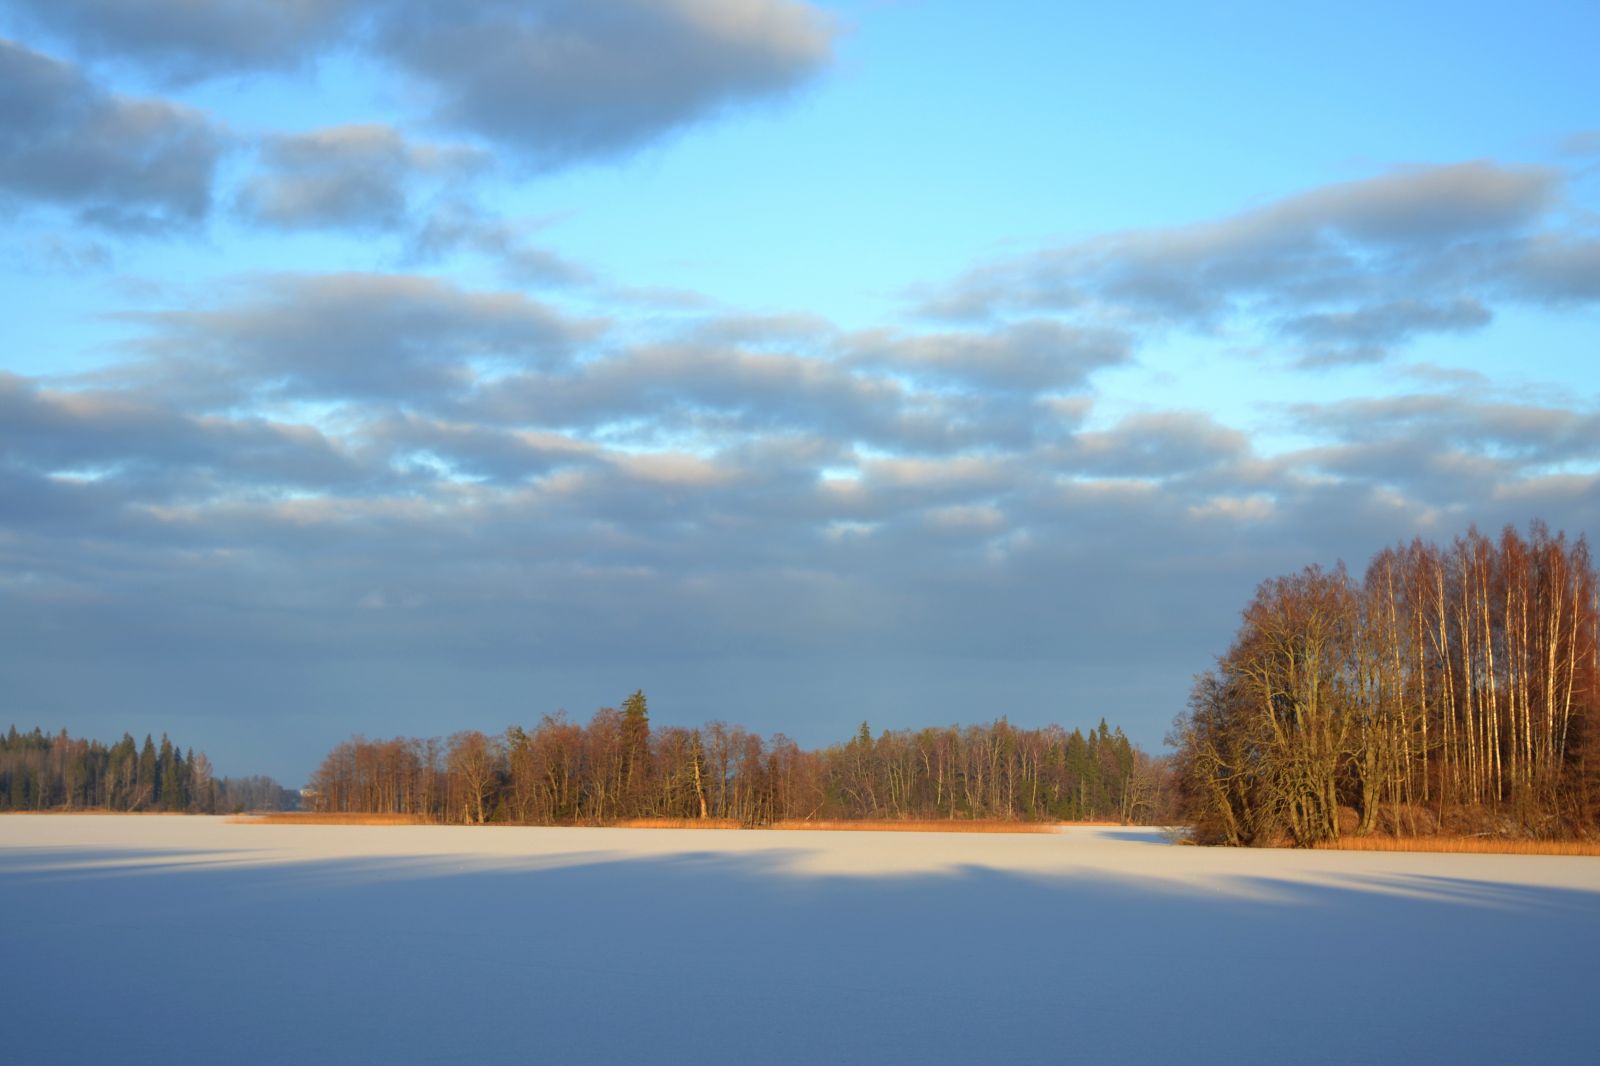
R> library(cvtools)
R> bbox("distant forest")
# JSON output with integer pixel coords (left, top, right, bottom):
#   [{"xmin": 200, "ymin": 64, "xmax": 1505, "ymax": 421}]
[
  {"xmin": 21, "ymin": 521, "xmax": 1594, "ymax": 845},
  {"xmin": 308, "ymin": 699, "xmax": 1169, "ymax": 826},
  {"xmin": 0, "ymin": 727, "xmax": 296, "ymax": 813},
  {"xmin": 1171, "ymin": 522, "xmax": 1600, "ymax": 845}
]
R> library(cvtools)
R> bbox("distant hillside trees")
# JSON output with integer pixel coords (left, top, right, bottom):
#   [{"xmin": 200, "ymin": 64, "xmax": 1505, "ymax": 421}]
[
  {"xmin": 0, "ymin": 726, "xmax": 294, "ymax": 813},
  {"xmin": 1170, "ymin": 523, "xmax": 1600, "ymax": 845},
  {"xmin": 308, "ymin": 698, "xmax": 1169, "ymax": 826}
]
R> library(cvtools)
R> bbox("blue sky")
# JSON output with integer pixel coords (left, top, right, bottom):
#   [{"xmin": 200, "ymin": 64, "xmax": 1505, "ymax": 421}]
[{"xmin": 1, "ymin": 0, "xmax": 1597, "ymax": 783}]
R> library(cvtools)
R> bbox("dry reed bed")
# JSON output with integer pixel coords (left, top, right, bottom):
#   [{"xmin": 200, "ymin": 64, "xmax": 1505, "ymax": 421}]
[
  {"xmin": 619, "ymin": 818, "xmax": 1068, "ymax": 833},
  {"xmin": 1312, "ymin": 835, "xmax": 1600, "ymax": 857},
  {"xmin": 0, "ymin": 809, "xmax": 195, "ymax": 816},
  {"xmin": 230, "ymin": 813, "xmax": 1077, "ymax": 833},
  {"xmin": 227, "ymin": 812, "xmax": 430, "ymax": 826},
  {"xmin": 768, "ymin": 819, "xmax": 1067, "ymax": 833}
]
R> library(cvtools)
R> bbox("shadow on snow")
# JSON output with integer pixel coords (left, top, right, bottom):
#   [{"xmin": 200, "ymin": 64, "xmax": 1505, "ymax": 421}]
[{"xmin": 2, "ymin": 844, "xmax": 1597, "ymax": 1065}]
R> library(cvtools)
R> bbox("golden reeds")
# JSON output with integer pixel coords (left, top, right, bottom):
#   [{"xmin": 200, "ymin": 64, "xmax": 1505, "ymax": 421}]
[
  {"xmin": 226, "ymin": 812, "xmax": 431, "ymax": 826},
  {"xmin": 767, "ymin": 819, "xmax": 1063, "ymax": 833},
  {"xmin": 609, "ymin": 817, "xmax": 1073, "ymax": 833},
  {"xmin": 228, "ymin": 813, "xmax": 1080, "ymax": 832},
  {"xmin": 1313, "ymin": 835, "xmax": 1600, "ymax": 857},
  {"xmin": 615, "ymin": 818, "xmax": 746, "ymax": 830},
  {"xmin": 0, "ymin": 809, "xmax": 194, "ymax": 816}
]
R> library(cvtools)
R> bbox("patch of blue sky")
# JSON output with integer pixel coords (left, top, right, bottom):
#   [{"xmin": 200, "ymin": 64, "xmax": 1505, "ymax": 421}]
[
  {"xmin": 587, "ymin": 417, "xmax": 699, "ymax": 453},
  {"xmin": 166, "ymin": 46, "xmax": 396, "ymax": 139},
  {"xmin": 1399, "ymin": 308, "xmax": 1600, "ymax": 404},
  {"xmin": 484, "ymin": 0, "xmax": 1592, "ymax": 334},
  {"xmin": 401, "ymin": 450, "xmax": 486, "ymax": 486},
  {"xmin": 0, "ymin": 264, "xmax": 133, "ymax": 378},
  {"xmin": 45, "ymin": 463, "xmax": 119, "ymax": 483}
]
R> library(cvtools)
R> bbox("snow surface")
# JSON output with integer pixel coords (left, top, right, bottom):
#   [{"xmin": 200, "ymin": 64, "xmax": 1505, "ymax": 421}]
[{"xmin": 3, "ymin": 816, "xmax": 1598, "ymax": 1064}]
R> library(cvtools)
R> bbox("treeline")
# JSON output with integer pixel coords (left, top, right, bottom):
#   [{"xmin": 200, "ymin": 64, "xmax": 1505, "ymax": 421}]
[
  {"xmin": 309, "ymin": 693, "xmax": 1169, "ymax": 825},
  {"xmin": 1170, "ymin": 522, "xmax": 1600, "ymax": 846},
  {"xmin": 0, "ymin": 726, "xmax": 296, "ymax": 813}
]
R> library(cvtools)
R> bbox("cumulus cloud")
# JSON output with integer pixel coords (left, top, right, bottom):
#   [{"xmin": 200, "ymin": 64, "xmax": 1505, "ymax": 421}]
[
  {"xmin": 1515, "ymin": 235, "xmax": 1600, "ymax": 303},
  {"xmin": 846, "ymin": 320, "xmax": 1131, "ymax": 392},
  {"xmin": 11, "ymin": 1, "xmax": 837, "ymax": 169},
  {"xmin": 238, "ymin": 125, "xmax": 483, "ymax": 232},
  {"xmin": 1289, "ymin": 394, "xmax": 1600, "ymax": 475},
  {"xmin": 0, "ymin": 39, "xmax": 222, "ymax": 230},
  {"xmin": 365, "ymin": 413, "xmax": 600, "ymax": 485},
  {"xmin": 5, "ymin": 0, "xmax": 363, "ymax": 82},
  {"xmin": 921, "ymin": 162, "xmax": 1595, "ymax": 364},
  {"xmin": 9, "ymin": 293, "xmax": 1600, "ymax": 770},
  {"xmin": 1278, "ymin": 297, "xmax": 1493, "ymax": 366},
  {"xmin": 1, "ymin": 1, "xmax": 839, "ymax": 271},
  {"xmin": 6, "ymin": 130, "xmax": 1600, "ymax": 773},
  {"xmin": 381, "ymin": 0, "xmax": 837, "ymax": 167},
  {"xmin": 0, "ymin": 371, "xmax": 375, "ymax": 502},
  {"xmin": 84, "ymin": 272, "xmax": 1119, "ymax": 461},
  {"xmin": 467, "ymin": 333, "xmax": 1084, "ymax": 456},
  {"xmin": 113, "ymin": 273, "xmax": 599, "ymax": 407},
  {"xmin": 1063, "ymin": 412, "xmax": 1251, "ymax": 478}
]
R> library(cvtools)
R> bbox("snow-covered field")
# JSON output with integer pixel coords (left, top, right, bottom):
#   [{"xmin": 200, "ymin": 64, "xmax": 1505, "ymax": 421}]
[{"xmin": 4, "ymin": 817, "xmax": 1597, "ymax": 1064}]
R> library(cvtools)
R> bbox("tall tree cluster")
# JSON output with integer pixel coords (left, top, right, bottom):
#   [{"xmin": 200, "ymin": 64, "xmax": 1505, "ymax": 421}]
[
  {"xmin": 307, "ymin": 691, "xmax": 1166, "ymax": 825},
  {"xmin": 0, "ymin": 726, "xmax": 294, "ymax": 813},
  {"xmin": 1171, "ymin": 523, "xmax": 1600, "ymax": 845}
]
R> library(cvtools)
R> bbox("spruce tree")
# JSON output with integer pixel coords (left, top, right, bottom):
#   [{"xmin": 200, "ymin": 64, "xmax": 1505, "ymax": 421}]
[
  {"xmin": 620, "ymin": 690, "xmax": 650, "ymax": 814},
  {"xmin": 110, "ymin": 735, "xmax": 137, "ymax": 809},
  {"xmin": 158, "ymin": 736, "xmax": 180, "ymax": 811},
  {"xmin": 137, "ymin": 735, "xmax": 158, "ymax": 810}
]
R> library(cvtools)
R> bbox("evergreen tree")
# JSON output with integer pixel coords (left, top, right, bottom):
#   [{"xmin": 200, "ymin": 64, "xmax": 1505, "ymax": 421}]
[
  {"xmin": 137, "ymin": 735, "xmax": 158, "ymax": 809},
  {"xmin": 158, "ymin": 735, "xmax": 179, "ymax": 809},
  {"xmin": 179, "ymin": 747, "xmax": 197, "ymax": 811},
  {"xmin": 108, "ymin": 734, "xmax": 136, "ymax": 809},
  {"xmin": 0, "ymin": 726, "xmax": 230, "ymax": 814},
  {"xmin": 620, "ymin": 690, "xmax": 651, "ymax": 811}
]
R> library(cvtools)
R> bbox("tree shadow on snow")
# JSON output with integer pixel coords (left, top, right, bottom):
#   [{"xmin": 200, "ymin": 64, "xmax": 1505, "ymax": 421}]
[
  {"xmin": 2, "ymin": 842, "xmax": 1597, "ymax": 1066},
  {"xmin": 1088, "ymin": 829, "xmax": 1172, "ymax": 845}
]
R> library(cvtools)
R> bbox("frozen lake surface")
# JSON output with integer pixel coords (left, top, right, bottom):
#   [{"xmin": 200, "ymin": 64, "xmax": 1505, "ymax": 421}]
[{"xmin": 4, "ymin": 816, "xmax": 1598, "ymax": 1064}]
